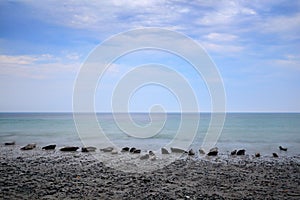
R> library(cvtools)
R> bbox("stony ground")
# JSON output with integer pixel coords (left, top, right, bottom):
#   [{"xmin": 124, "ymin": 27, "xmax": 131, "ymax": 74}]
[{"xmin": 0, "ymin": 146, "xmax": 300, "ymax": 199}]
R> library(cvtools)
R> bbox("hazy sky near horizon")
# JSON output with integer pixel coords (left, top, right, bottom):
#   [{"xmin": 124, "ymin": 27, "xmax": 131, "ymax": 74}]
[{"xmin": 0, "ymin": 0, "xmax": 299, "ymax": 112}]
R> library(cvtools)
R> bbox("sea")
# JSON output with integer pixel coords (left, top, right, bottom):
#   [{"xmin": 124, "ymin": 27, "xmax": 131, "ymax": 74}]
[{"xmin": 0, "ymin": 113, "xmax": 299, "ymax": 156}]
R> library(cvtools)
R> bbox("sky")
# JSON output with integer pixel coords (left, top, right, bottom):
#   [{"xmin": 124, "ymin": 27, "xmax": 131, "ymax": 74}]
[{"xmin": 0, "ymin": 0, "xmax": 299, "ymax": 112}]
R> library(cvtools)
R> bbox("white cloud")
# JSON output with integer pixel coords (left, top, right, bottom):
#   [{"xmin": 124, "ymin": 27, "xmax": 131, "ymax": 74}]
[
  {"xmin": 23, "ymin": 0, "xmax": 169, "ymax": 31},
  {"xmin": 196, "ymin": 0, "xmax": 256, "ymax": 26},
  {"xmin": 261, "ymin": 13, "xmax": 300, "ymax": 37},
  {"xmin": 0, "ymin": 54, "xmax": 80, "ymax": 79},
  {"xmin": 0, "ymin": 55, "xmax": 38, "ymax": 65},
  {"xmin": 18, "ymin": 0, "xmax": 298, "ymax": 44},
  {"xmin": 204, "ymin": 33, "xmax": 238, "ymax": 42},
  {"xmin": 20, "ymin": 0, "xmax": 255, "ymax": 34},
  {"xmin": 202, "ymin": 42, "xmax": 243, "ymax": 53},
  {"xmin": 111, "ymin": 0, "xmax": 161, "ymax": 8},
  {"xmin": 107, "ymin": 63, "xmax": 120, "ymax": 74},
  {"xmin": 4, "ymin": 1, "xmax": 299, "ymax": 74},
  {"xmin": 201, "ymin": 32, "xmax": 241, "ymax": 54},
  {"xmin": 66, "ymin": 53, "xmax": 81, "ymax": 61},
  {"xmin": 273, "ymin": 54, "xmax": 300, "ymax": 71}
]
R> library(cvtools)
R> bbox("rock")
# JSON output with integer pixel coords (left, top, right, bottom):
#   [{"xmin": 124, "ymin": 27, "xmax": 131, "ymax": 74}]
[
  {"xmin": 273, "ymin": 153, "xmax": 279, "ymax": 158},
  {"xmin": 100, "ymin": 147, "xmax": 114, "ymax": 152},
  {"xmin": 4, "ymin": 141, "xmax": 15, "ymax": 145},
  {"xmin": 133, "ymin": 149, "xmax": 141, "ymax": 154},
  {"xmin": 236, "ymin": 149, "xmax": 245, "ymax": 155},
  {"xmin": 255, "ymin": 153, "xmax": 261, "ymax": 157},
  {"xmin": 20, "ymin": 143, "xmax": 36, "ymax": 150},
  {"xmin": 188, "ymin": 149, "xmax": 195, "ymax": 156},
  {"xmin": 42, "ymin": 144, "xmax": 56, "ymax": 150},
  {"xmin": 231, "ymin": 150, "xmax": 237, "ymax": 155},
  {"xmin": 121, "ymin": 147, "xmax": 130, "ymax": 152},
  {"xmin": 129, "ymin": 147, "xmax": 136, "ymax": 153},
  {"xmin": 81, "ymin": 146, "xmax": 96, "ymax": 152},
  {"xmin": 170, "ymin": 147, "xmax": 186, "ymax": 153},
  {"xmin": 60, "ymin": 146, "xmax": 79, "ymax": 152},
  {"xmin": 279, "ymin": 146, "xmax": 287, "ymax": 151},
  {"xmin": 111, "ymin": 149, "xmax": 118, "ymax": 154},
  {"xmin": 207, "ymin": 147, "xmax": 218, "ymax": 156},
  {"xmin": 161, "ymin": 148, "xmax": 170, "ymax": 154},
  {"xmin": 140, "ymin": 154, "xmax": 149, "ymax": 160},
  {"xmin": 199, "ymin": 148, "xmax": 205, "ymax": 154}
]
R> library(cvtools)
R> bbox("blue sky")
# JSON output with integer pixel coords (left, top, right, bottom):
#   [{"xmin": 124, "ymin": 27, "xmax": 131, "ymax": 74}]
[{"xmin": 0, "ymin": 0, "xmax": 299, "ymax": 112}]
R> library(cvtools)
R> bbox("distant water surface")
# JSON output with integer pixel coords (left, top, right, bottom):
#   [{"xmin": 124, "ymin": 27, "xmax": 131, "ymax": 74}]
[{"xmin": 0, "ymin": 113, "xmax": 299, "ymax": 155}]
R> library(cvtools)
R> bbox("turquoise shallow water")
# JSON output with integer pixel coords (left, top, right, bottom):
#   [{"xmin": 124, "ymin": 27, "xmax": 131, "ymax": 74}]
[{"xmin": 0, "ymin": 113, "xmax": 299, "ymax": 155}]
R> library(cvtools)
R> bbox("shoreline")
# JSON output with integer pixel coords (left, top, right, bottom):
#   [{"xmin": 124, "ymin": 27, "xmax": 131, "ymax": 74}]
[{"xmin": 1, "ymin": 145, "xmax": 299, "ymax": 199}]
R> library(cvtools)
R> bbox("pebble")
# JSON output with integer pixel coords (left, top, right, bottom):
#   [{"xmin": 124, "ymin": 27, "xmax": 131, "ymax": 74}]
[{"xmin": 0, "ymin": 145, "xmax": 298, "ymax": 199}]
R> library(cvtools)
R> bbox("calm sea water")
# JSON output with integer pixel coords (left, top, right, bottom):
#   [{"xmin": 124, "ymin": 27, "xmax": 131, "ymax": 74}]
[{"xmin": 0, "ymin": 113, "xmax": 299, "ymax": 155}]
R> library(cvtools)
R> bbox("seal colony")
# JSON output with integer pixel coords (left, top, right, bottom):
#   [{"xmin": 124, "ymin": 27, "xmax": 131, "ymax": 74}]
[
  {"xmin": 0, "ymin": 144, "xmax": 299, "ymax": 199},
  {"xmin": 5, "ymin": 141, "xmax": 291, "ymax": 159}
]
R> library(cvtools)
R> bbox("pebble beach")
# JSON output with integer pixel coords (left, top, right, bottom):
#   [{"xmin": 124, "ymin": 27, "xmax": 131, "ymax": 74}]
[{"xmin": 1, "ymin": 145, "xmax": 299, "ymax": 199}]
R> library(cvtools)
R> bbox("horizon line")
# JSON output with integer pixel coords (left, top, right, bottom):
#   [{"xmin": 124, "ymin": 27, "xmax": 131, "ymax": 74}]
[{"xmin": 0, "ymin": 111, "xmax": 300, "ymax": 114}]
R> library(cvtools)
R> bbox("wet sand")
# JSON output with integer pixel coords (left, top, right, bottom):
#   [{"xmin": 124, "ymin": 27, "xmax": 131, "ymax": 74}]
[{"xmin": 0, "ymin": 145, "xmax": 299, "ymax": 199}]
